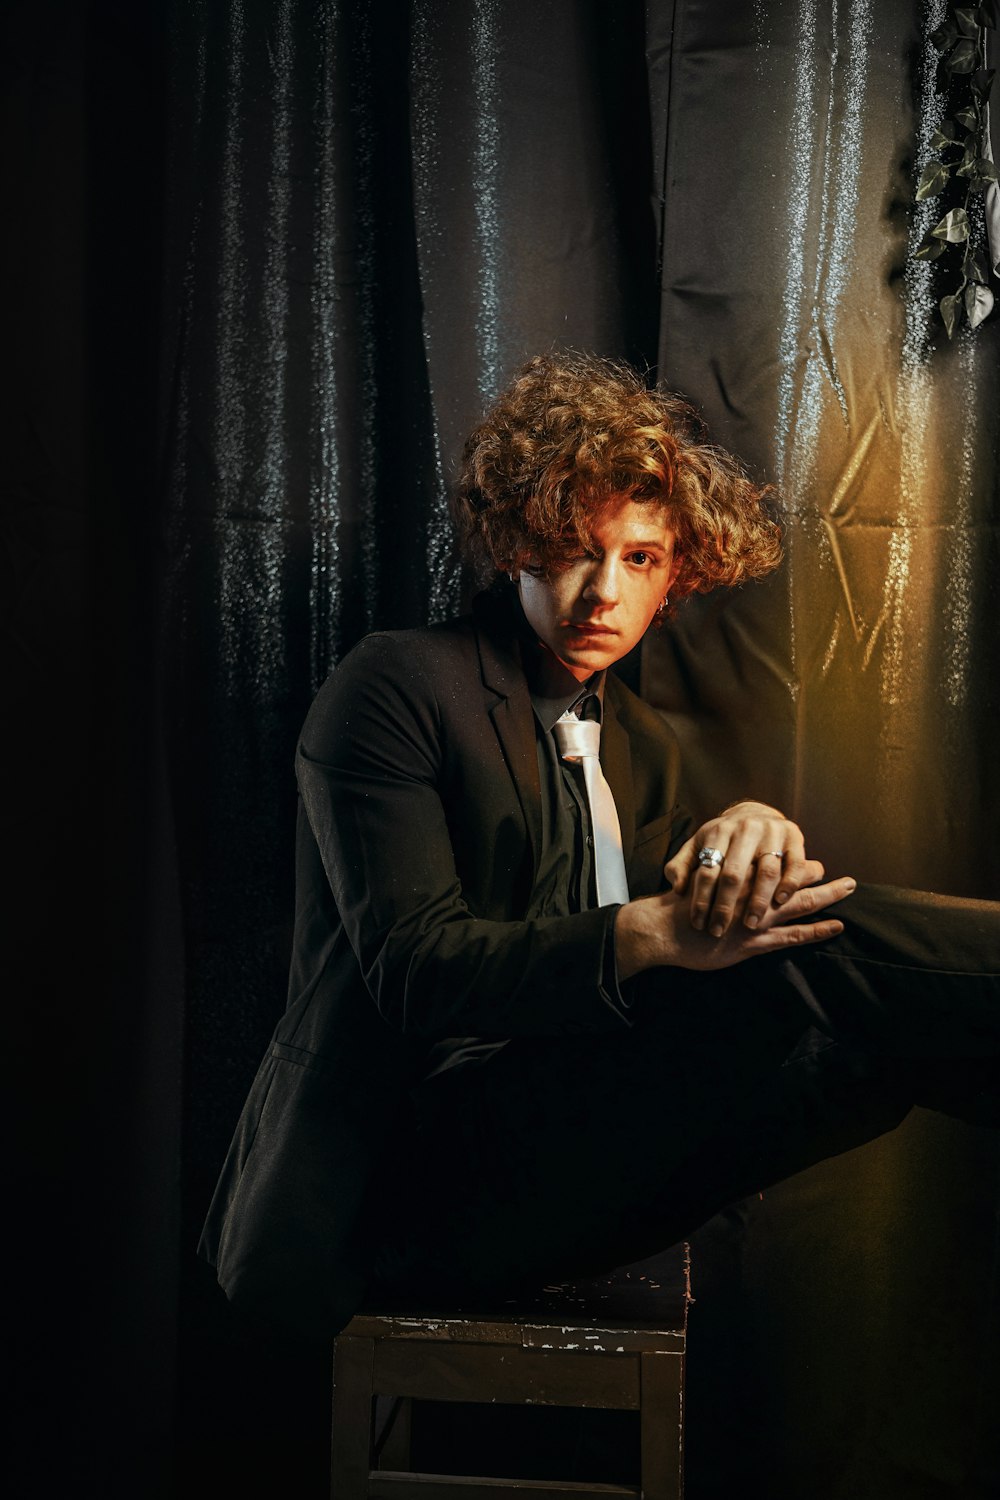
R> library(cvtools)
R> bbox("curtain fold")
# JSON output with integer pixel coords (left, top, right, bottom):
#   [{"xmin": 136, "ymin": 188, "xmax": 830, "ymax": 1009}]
[{"xmin": 648, "ymin": 6, "xmax": 1000, "ymax": 1493}]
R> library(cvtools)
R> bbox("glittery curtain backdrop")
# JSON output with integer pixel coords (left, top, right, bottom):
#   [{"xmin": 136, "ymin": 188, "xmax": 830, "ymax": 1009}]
[
  {"xmin": 160, "ymin": 1, "xmax": 999, "ymax": 1494},
  {"xmin": 165, "ymin": 0, "xmax": 660, "ymax": 1483},
  {"xmin": 164, "ymin": 0, "xmax": 658, "ymax": 1214}
]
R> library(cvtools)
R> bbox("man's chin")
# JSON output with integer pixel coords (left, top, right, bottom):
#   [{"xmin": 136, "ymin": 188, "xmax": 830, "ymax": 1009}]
[{"xmin": 563, "ymin": 637, "xmax": 626, "ymax": 671}]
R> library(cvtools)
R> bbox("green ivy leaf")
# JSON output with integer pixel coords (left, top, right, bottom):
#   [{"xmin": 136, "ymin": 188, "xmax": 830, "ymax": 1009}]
[
  {"xmin": 946, "ymin": 38, "xmax": 979, "ymax": 70},
  {"xmin": 916, "ymin": 160, "xmax": 952, "ymax": 197},
  {"xmin": 940, "ymin": 292, "xmax": 962, "ymax": 337},
  {"xmin": 910, "ymin": 15, "xmax": 995, "ymax": 338},
  {"xmin": 965, "ymin": 249, "xmax": 989, "ymax": 282},
  {"xmin": 930, "ymin": 207, "xmax": 971, "ymax": 241},
  {"xmin": 970, "ymin": 161, "xmax": 999, "ymax": 191},
  {"xmin": 931, "ymin": 19, "xmax": 959, "ymax": 49},
  {"xmin": 965, "ymin": 282, "xmax": 995, "ymax": 329},
  {"xmin": 930, "ymin": 121, "xmax": 962, "ymax": 150}
]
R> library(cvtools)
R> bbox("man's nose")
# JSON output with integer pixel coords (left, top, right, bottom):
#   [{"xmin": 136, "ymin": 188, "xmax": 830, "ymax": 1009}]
[{"xmin": 582, "ymin": 557, "xmax": 619, "ymax": 604}]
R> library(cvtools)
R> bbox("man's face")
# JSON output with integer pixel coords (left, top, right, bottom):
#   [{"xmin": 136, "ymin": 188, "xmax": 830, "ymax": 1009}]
[{"xmin": 517, "ymin": 497, "xmax": 680, "ymax": 682}]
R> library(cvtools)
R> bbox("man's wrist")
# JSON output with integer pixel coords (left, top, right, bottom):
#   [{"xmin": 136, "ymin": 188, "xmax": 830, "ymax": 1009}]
[
  {"xmin": 614, "ymin": 898, "xmax": 674, "ymax": 981},
  {"xmin": 722, "ymin": 798, "xmax": 786, "ymax": 820}
]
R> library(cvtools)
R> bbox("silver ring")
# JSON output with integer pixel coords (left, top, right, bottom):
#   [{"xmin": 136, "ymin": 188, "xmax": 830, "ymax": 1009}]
[
  {"xmin": 697, "ymin": 846, "xmax": 724, "ymax": 870},
  {"xmin": 761, "ymin": 850, "xmax": 785, "ymax": 860}
]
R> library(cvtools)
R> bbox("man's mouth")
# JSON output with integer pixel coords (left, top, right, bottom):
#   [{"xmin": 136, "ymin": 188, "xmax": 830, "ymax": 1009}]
[{"xmin": 565, "ymin": 620, "xmax": 615, "ymax": 636}]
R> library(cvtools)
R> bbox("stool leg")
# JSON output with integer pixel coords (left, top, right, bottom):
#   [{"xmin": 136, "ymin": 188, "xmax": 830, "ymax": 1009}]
[
  {"xmin": 331, "ymin": 1334, "xmax": 375, "ymax": 1499},
  {"xmin": 639, "ymin": 1350, "xmax": 684, "ymax": 1499}
]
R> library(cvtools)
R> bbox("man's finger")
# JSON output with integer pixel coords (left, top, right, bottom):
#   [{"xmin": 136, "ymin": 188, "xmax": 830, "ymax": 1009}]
[
  {"xmin": 689, "ymin": 862, "xmax": 724, "ymax": 931},
  {"xmin": 742, "ymin": 851, "xmax": 784, "ymax": 929},
  {"xmin": 772, "ymin": 824, "xmax": 808, "ymax": 904},
  {"xmin": 766, "ymin": 876, "xmax": 856, "ymax": 927},
  {"xmin": 700, "ymin": 831, "xmax": 757, "ymax": 936},
  {"xmin": 663, "ymin": 837, "xmax": 699, "ymax": 894},
  {"xmin": 747, "ymin": 917, "xmax": 845, "ymax": 953},
  {"xmin": 687, "ymin": 837, "xmax": 736, "ymax": 930},
  {"xmin": 739, "ymin": 817, "xmax": 795, "ymax": 927},
  {"xmin": 744, "ymin": 855, "xmax": 826, "ymax": 930}
]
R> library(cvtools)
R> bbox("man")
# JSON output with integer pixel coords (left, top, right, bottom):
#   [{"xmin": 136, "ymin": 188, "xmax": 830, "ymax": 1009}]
[{"xmin": 200, "ymin": 351, "xmax": 999, "ymax": 1341}]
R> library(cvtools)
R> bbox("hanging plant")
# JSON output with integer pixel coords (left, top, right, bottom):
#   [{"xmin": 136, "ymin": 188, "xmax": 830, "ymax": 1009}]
[{"xmin": 911, "ymin": 2, "xmax": 998, "ymax": 336}]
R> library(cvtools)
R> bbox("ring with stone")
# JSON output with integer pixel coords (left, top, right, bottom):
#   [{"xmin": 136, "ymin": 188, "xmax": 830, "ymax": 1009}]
[{"xmin": 697, "ymin": 846, "xmax": 724, "ymax": 870}]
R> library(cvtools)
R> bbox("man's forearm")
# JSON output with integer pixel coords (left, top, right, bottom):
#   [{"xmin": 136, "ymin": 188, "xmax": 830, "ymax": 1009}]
[{"xmin": 615, "ymin": 898, "xmax": 676, "ymax": 981}]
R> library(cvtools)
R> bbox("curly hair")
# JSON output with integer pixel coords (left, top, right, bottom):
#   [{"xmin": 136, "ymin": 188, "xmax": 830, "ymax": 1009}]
[{"xmin": 454, "ymin": 351, "xmax": 781, "ymax": 608}]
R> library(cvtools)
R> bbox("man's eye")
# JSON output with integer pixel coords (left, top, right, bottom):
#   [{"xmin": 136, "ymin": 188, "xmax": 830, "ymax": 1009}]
[{"xmin": 629, "ymin": 551, "xmax": 651, "ymax": 566}]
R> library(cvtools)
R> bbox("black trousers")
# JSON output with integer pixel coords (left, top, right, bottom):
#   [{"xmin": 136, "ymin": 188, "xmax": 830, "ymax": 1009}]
[{"xmin": 366, "ymin": 884, "xmax": 1000, "ymax": 1305}]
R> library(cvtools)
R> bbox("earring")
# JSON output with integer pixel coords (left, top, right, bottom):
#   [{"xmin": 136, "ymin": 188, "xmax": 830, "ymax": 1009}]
[{"xmin": 655, "ymin": 594, "xmax": 669, "ymax": 617}]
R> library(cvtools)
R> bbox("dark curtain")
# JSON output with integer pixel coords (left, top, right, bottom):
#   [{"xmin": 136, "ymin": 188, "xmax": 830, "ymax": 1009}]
[{"xmin": 7, "ymin": 2, "xmax": 998, "ymax": 1497}]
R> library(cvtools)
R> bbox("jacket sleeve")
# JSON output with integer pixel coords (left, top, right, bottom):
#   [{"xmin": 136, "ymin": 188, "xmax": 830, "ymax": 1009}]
[{"xmin": 296, "ymin": 632, "xmax": 635, "ymax": 1038}]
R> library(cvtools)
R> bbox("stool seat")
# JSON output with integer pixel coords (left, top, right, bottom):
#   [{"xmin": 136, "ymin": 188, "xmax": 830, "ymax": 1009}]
[{"xmin": 331, "ymin": 1244, "xmax": 689, "ymax": 1499}]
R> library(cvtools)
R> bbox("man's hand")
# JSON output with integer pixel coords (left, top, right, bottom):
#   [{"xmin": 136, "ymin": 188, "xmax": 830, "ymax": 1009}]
[
  {"xmin": 663, "ymin": 801, "xmax": 819, "ymax": 937},
  {"xmin": 615, "ymin": 874, "xmax": 856, "ymax": 981}
]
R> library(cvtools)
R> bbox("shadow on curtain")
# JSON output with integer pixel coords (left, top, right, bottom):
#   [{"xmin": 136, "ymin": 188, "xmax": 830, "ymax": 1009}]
[{"xmin": 646, "ymin": 4, "xmax": 1000, "ymax": 1497}]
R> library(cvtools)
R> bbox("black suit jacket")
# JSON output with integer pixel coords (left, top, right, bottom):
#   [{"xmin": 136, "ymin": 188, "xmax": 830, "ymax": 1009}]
[{"xmin": 199, "ymin": 589, "xmax": 690, "ymax": 1339}]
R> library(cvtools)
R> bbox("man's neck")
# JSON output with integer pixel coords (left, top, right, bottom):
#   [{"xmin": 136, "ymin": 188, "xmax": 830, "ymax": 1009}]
[{"xmin": 523, "ymin": 634, "xmax": 604, "ymax": 732}]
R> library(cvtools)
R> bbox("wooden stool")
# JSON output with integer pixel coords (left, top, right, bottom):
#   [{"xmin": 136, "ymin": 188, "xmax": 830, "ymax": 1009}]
[{"xmin": 331, "ymin": 1243, "xmax": 689, "ymax": 1499}]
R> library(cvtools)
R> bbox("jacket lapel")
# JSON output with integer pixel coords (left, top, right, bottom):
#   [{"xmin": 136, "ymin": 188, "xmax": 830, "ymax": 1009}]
[
  {"xmin": 473, "ymin": 592, "xmax": 543, "ymax": 882},
  {"xmin": 601, "ymin": 690, "xmax": 636, "ymax": 868}
]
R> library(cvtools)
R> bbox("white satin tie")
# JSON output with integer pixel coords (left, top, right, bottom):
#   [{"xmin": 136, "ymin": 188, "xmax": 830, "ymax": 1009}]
[{"xmin": 552, "ymin": 710, "xmax": 630, "ymax": 908}]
